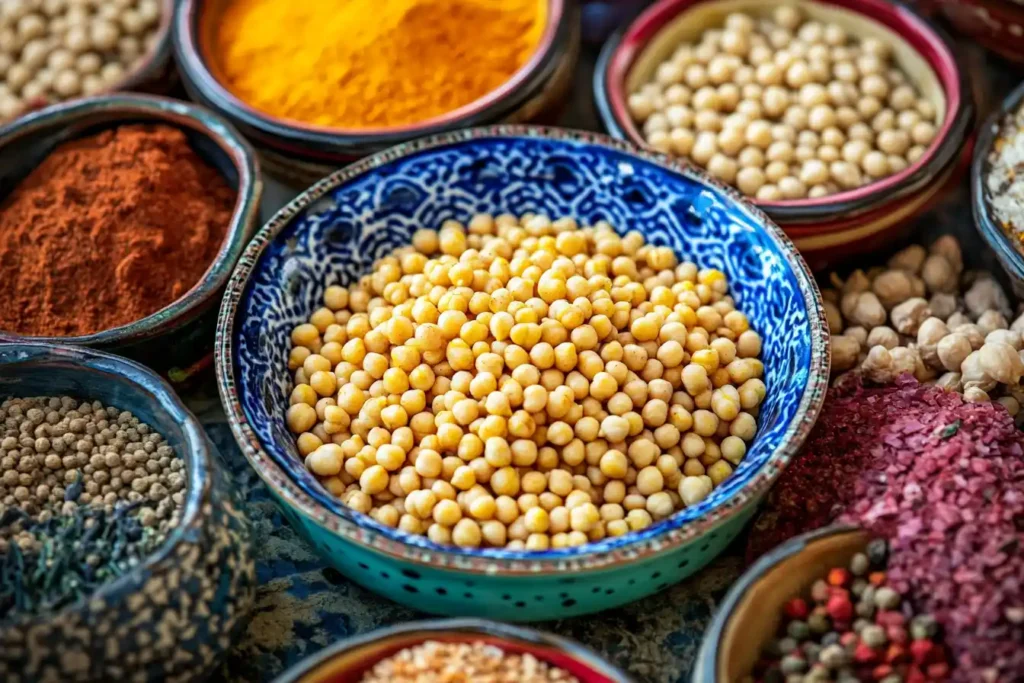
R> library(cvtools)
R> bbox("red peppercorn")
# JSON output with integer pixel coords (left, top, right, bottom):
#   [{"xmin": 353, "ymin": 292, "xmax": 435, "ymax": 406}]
[
  {"xmin": 854, "ymin": 642, "xmax": 880, "ymax": 664},
  {"xmin": 910, "ymin": 640, "xmax": 934, "ymax": 664},
  {"xmin": 907, "ymin": 667, "xmax": 927, "ymax": 683},
  {"xmin": 828, "ymin": 568, "xmax": 851, "ymax": 587},
  {"xmin": 926, "ymin": 662, "xmax": 950, "ymax": 679},
  {"xmin": 872, "ymin": 664, "xmax": 894, "ymax": 680},
  {"xmin": 886, "ymin": 625, "xmax": 908, "ymax": 644},
  {"xmin": 868, "ymin": 571, "xmax": 887, "ymax": 586},
  {"xmin": 840, "ymin": 631, "xmax": 859, "ymax": 648},
  {"xmin": 783, "ymin": 597, "xmax": 809, "ymax": 619},
  {"xmin": 876, "ymin": 610, "xmax": 906, "ymax": 627},
  {"xmin": 885, "ymin": 643, "xmax": 907, "ymax": 664},
  {"xmin": 827, "ymin": 594, "xmax": 854, "ymax": 621}
]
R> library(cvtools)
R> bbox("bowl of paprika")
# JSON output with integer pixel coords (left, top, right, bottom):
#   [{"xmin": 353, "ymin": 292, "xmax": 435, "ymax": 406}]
[
  {"xmin": 172, "ymin": 0, "xmax": 580, "ymax": 183},
  {"xmin": 0, "ymin": 93, "xmax": 262, "ymax": 383}
]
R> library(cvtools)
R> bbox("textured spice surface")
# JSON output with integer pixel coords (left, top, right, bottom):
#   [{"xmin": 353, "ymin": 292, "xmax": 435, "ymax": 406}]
[
  {"xmin": 748, "ymin": 375, "xmax": 1024, "ymax": 682},
  {"xmin": 214, "ymin": 0, "xmax": 546, "ymax": 129},
  {"xmin": 0, "ymin": 124, "xmax": 235, "ymax": 337}
]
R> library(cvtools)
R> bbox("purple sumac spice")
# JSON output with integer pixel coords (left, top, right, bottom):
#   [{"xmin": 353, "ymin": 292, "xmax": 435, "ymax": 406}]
[{"xmin": 748, "ymin": 374, "xmax": 1024, "ymax": 682}]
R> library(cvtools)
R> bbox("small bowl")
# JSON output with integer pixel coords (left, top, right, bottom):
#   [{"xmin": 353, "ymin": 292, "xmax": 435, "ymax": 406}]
[
  {"xmin": 216, "ymin": 126, "xmax": 830, "ymax": 621},
  {"xmin": 594, "ymin": 0, "xmax": 973, "ymax": 237},
  {"xmin": 972, "ymin": 79, "xmax": 1024, "ymax": 299},
  {"xmin": 6, "ymin": 0, "xmax": 178, "ymax": 123},
  {"xmin": 692, "ymin": 525, "xmax": 867, "ymax": 682},
  {"xmin": 937, "ymin": 0, "xmax": 1024, "ymax": 66},
  {"xmin": 0, "ymin": 342, "xmax": 255, "ymax": 683},
  {"xmin": 272, "ymin": 619, "xmax": 631, "ymax": 683},
  {"xmin": 0, "ymin": 94, "xmax": 262, "ymax": 383},
  {"xmin": 173, "ymin": 0, "xmax": 580, "ymax": 181}
]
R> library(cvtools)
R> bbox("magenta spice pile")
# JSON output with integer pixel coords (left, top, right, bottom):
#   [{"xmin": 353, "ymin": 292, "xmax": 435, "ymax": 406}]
[{"xmin": 747, "ymin": 375, "xmax": 1023, "ymax": 681}]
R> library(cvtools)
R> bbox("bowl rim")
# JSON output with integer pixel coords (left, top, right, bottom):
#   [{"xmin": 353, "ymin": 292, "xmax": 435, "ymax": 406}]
[
  {"xmin": 172, "ymin": 0, "xmax": 570, "ymax": 153},
  {"xmin": 110, "ymin": 0, "xmax": 176, "ymax": 93},
  {"xmin": 971, "ymin": 79, "xmax": 1024, "ymax": 282},
  {"xmin": 214, "ymin": 124, "xmax": 831, "ymax": 575},
  {"xmin": 270, "ymin": 618, "xmax": 632, "ymax": 683},
  {"xmin": 0, "ymin": 341, "xmax": 211, "ymax": 626},
  {"xmin": 0, "ymin": 93, "xmax": 263, "ymax": 347},
  {"xmin": 691, "ymin": 524, "xmax": 863, "ymax": 683},
  {"xmin": 593, "ymin": 0, "xmax": 974, "ymax": 224}
]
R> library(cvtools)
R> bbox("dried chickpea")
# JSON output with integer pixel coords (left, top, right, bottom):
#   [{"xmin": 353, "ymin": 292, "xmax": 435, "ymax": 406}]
[{"xmin": 287, "ymin": 214, "xmax": 764, "ymax": 549}]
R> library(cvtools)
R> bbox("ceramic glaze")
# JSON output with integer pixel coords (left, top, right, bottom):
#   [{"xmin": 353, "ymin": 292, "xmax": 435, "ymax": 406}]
[
  {"xmin": 0, "ymin": 343, "xmax": 256, "ymax": 683},
  {"xmin": 216, "ymin": 126, "xmax": 829, "ymax": 620}
]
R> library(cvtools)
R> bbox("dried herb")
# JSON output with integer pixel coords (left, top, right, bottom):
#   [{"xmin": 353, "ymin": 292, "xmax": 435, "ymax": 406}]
[
  {"xmin": 748, "ymin": 375, "xmax": 1024, "ymax": 682},
  {"xmin": 0, "ymin": 501, "xmax": 164, "ymax": 621}
]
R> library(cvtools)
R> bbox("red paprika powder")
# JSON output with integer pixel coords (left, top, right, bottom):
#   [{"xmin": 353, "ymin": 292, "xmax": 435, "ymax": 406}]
[{"xmin": 0, "ymin": 124, "xmax": 236, "ymax": 337}]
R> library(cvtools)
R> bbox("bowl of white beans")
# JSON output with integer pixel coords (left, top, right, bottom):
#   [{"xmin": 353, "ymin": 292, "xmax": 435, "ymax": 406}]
[
  {"xmin": 594, "ymin": 0, "xmax": 973, "ymax": 263},
  {"xmin": 0, "ymin": 0, "xmax": 174, "ymax": 124}
]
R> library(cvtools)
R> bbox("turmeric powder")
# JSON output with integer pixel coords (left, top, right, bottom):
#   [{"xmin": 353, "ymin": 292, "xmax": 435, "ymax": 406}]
[{"xmin": 214, "ymin": 0, "xmax": 546, "ymax": 130}]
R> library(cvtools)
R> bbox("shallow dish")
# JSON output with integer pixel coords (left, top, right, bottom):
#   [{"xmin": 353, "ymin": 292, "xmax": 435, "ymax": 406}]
[
  {"xmin": 0, "ymin": 94, "xmax": 262, "ymax": 383},
  {"xmin": 937, "ymin": 0, "xmax": 1024, "ymax": 66},
  {"xmin": 216, "ymin": 126, "xmax": 829, "ymax": 620},
  {"xmin": 594, "ymin": 0, "xmax": 973, "ymax": 229},
  {"xmin": 692, "ymin": 525, "xmax": 866, "ymax": 682},
  {"xmin": 972, "ymin": 79, "xmax": 1024, "ymax": 299},
  {"xmin": 0, "ymin": 342, "xmax": 255, "ymax": 683},
  {"xmin": 173, "ymin": 0, "xmax": 580, "ymax": 177},
  {"xmin": 272, "ymin": 619, "xmax": 631, "ymax": 683}
]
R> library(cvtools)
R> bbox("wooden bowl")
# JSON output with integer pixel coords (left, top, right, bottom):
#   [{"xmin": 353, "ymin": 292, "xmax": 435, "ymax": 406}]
[
  {"xmin": 692, "ymin": 525, "xmax": 869, "ymax": 682},
  {"xmin": 0, "ymin": 94, "xmax": 262, "ymax": 384},
  {"xmin": 594, "ymin": 0, "xmax": 973, "ymax": 227},
  {"xmin": 272, "ymin": 619, "xmax": 631, "ymax": 683},
  {"xmin": 172, "ymin": 0, "xmax": 580, "ymax": 178}
]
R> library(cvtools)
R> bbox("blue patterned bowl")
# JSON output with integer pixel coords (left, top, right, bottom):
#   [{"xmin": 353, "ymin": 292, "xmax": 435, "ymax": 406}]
[
  {"xmin": 0, "ymin": 342, "xmax": 256, "ymax": 682},
  {"xmin": 0, "ymin": 94, "xmax": 263, "ymax": 384},
  {"xmin": 215, "ymin": 126, "xmax": 830, "ymax": 621}
]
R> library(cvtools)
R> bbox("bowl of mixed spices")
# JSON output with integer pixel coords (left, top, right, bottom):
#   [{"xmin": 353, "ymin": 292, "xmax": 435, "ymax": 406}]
[
  {"xmin": 0, "ymin": 0, "xmax": 175, "ymax": 124},
  {"xmin": 594, "ymin": 0, "xmax": 973, "ymax": 268},
  {"xmin": 973, "ymin": 79, "xmax": 1024, "ymax": 299},
  {"xmin": 272, "ymin": 619, "xmax": 630, "ymax": 683},
  {"xmin": 216, "ymin": 126, "xmax": 830, "ymax": 621},
  {"xmin": 172, "ymin": 0, "xmax": 580, "ymax": 181},
  {"xmin": 0, "ymin": 93, "xmax": 261, "ymax": 382},
  {"xmin": 0, "ymin": 342, "xmax": 255, "ymax": 683}
]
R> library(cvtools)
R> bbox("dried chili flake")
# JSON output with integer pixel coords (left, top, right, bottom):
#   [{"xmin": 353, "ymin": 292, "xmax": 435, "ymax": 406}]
[{"xmin": 748, "ymin": 374, "xmax": 1024, "ymax": 682}]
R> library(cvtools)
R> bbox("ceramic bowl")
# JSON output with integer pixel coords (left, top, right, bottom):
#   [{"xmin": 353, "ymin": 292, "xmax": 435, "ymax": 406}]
[
  {"xmin": 172, "ymin": 0, "xmax": 580, "ymax": 183},
  {"xmin": 692, "ymin": 525, "xmax": 868, "ymax": 682},
  {"xmin": 594, "ymin": 0, "xmax": 974, "ymax": 255},
  {"xmin": 972, "ymin": 79, "xmax": 1024, "ymax": 299},
  {"xmin": 0, "ymin": 94, "xmax": 262, "ymax": 384},
  {"xmin": 272, "ymin": 619, "xmax": 631, "ymax": 683},
  {"xmin": 215, "ymin": 126, "xmax": 830, "ymax": 621},
  {"xmin": 936, "ymin": 0, "xmax": 1024, "ymax": 66},
  {"xmin": 4, "ymin": 0, "xmax": 177, "ymax": 123},
  {"xmin": 0, "ymin": 342, "xmax": 255, "ymax": 683}
]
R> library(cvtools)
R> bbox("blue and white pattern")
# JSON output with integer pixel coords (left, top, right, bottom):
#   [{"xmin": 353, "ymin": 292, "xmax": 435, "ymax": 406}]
[{"xmin": 218, "ymin": 127, "xmax": 829, "ymax": 576}]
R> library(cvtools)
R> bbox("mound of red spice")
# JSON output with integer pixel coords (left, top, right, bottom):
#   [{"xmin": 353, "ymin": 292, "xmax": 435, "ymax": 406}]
[
  {"xmin": 747, "ymin": 375, "xmax": 1024, "ymax": 682},
  {"xmin": 0, "ymin": 124, "xmax": 236, "ymax": 337}
]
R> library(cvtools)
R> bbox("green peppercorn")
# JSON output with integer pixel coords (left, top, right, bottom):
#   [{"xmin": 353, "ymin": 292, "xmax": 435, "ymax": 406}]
[
  {"xmin": 787, "ymin": 620, "xmax": 811, "ymax": 641},
  {"xmin": 780, "ymin": 654, "xmax": 807, "ymax": 674},
  {"xmin": 850, "ymin": 577, "xmax": 868, "ymax": 596},
  {"xmin": 860, "ymin": 624, "xmax": 888, "ymax": 648},
  {"xmin": 849, "ymin": 552, "xmax": 870, "ymax": 576},
  {"xmin": 777, "ymin": 637, "xmax": 799, "ymax": 654},
  {"xmin": 910, "ymin": 614, "xmax": 939, "ymax": 640},
  {"xmin": 808, "ymin": 612, "xmax": 831, "ymax": 634},
  {"xmin": 819, "ymin": 643, "xmax": 848, "ymax": 669},
  {"xmin": 874, "ymin": 586, "xmax": 901, "ymax": 610}
]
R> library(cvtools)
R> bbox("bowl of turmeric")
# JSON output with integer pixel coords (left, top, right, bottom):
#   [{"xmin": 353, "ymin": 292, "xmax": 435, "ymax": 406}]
[{"xmin": 172, "ymin": 0, "xmax": 580, "ymax": 182}]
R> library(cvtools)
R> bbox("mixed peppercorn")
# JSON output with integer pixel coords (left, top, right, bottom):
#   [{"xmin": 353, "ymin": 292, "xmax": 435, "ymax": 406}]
[{"xmin": 751, "ymin": 540, "xmax": 949, "ymax": 683}]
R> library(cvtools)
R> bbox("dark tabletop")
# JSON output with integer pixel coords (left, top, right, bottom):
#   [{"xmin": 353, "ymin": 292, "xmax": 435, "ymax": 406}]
[{"xmin": 193, "ymin": 38, "xmax": 1022, "ymax": 683}]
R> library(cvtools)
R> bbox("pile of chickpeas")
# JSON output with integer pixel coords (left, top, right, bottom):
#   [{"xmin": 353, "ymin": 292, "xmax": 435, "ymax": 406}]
[
  {"xmin": 285, "ymin": 214, "xmax": 766, "ymax": 550},
  {"xmin": 0, "ymin": 0, "xmax": 163, "ymax": 121},
  {"xmin": 627, "ymin": 5, "xmax": 938, "ymax": 201}
]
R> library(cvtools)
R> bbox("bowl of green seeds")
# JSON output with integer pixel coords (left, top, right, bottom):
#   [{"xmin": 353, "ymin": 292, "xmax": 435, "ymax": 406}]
[{"xmin": 0, "ymin": 342, "xmax": 255, "ymax": 683}]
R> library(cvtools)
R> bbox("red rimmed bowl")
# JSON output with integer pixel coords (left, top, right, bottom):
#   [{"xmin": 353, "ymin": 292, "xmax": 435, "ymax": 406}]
[
  {"xmin": 271, "ymin": 620, "xmax": 631, "ymax": 683},
  {"xmin": 937, "ymin": 0, "xmax": 1024, "ymax": 65},
  {"xmin": 594, "ymin": 0, "xmax": 973, "ymax": 236},
  {"xmin": 173, "ymin": 0, "xmax": 580, "ymax": 183}
]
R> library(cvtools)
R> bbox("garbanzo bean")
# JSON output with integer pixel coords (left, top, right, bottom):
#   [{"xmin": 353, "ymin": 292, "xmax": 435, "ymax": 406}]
[{"xmin": 287, "ymin": 214, "xmax": 766, "ymax": 549}]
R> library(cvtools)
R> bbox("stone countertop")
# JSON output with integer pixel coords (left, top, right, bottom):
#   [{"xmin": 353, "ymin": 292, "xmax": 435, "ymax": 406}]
[{"xmin": 200, "ymin": 39, "xmax": 1021, "ymax": 683}]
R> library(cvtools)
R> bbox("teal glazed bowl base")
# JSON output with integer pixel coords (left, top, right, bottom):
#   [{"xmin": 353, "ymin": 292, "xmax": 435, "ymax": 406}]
[
  {"xmin": 217, "ymin": 126, "xmax": 829, "ymax": 621},
  {"xmin": 274, "ymin": 486, "xmax": 754, "ymax": 620}
]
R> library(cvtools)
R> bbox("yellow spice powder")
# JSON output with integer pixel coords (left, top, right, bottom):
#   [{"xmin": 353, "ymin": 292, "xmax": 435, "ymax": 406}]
[{"xmin": 214, "ymin": 0, "xmax": 547, "ymax": 130}]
